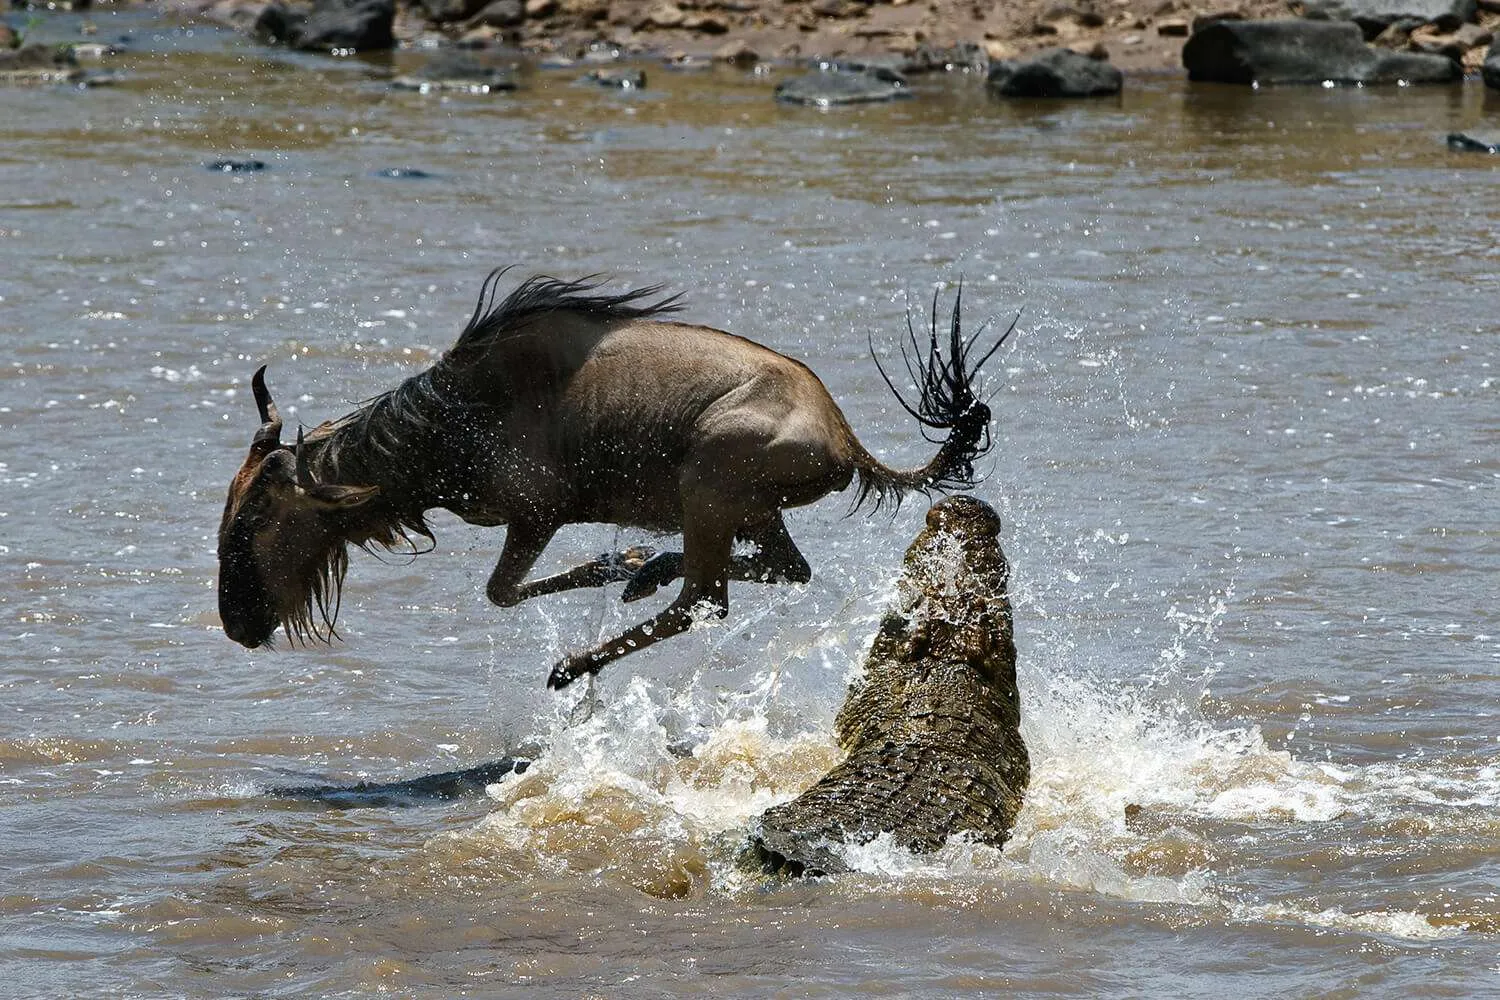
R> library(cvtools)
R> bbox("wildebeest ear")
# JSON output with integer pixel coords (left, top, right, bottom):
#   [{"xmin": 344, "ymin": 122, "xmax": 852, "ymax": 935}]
[{"xmin": 304, "ymin": 483, "xmax": 379, "ymax": 509}]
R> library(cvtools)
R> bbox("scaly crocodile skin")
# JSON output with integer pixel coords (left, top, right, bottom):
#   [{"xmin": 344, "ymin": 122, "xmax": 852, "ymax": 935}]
[{"xmin": 751, "ymin": 495, "xmax": 1029, "ymax": 876}]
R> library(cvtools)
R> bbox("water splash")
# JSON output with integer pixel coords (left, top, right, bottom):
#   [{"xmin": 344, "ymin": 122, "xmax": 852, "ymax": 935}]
[{"xmin": 436, "ymin": 529, "xmax": 1495, "ymax": 941}]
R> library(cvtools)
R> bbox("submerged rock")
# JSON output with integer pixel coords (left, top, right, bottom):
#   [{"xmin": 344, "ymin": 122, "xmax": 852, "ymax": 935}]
[
  {"xmin": 774, "ymin": 67, "xmax": 911, "ymax": 106},
  {"xmin": 584, "ymin": 66, "xmax": 646, "ymax": 88},
  {"xmin": 1446, "ymin": 132, "xmax": 1499, "ymax": 153},
  {"xmin": 986, "ymin": 46, "xmax": 1122, "ymax": 97},
  {"xmin": 392, "ymin": 50, "xmax": 518, "ymax": 90},
  {"xmin": 901, "ymin": 41, "xmax": 988, "ymax": 74},
  {"xmin": 1182, "ymin": 19, "xmax": 1461, "ymax": 85},
  {"xmin": 0, "ymin": 43, "xmax": 85, "ymax": 84},
  {"xmin": 205, "ymin": 158, "xmax": 269, "ymax": 171},
  {"xmin": 749, "ymin": 496, "xmax": 1029, "ymax": 876}
]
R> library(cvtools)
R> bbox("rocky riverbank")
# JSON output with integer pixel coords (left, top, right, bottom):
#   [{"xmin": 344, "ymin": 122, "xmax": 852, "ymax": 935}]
[{"xmin": 6, "ymin": 0, "xmax": 1498, "ymax": 78}]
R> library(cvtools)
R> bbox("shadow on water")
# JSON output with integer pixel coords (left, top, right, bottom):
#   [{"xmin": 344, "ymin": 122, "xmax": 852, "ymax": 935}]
[{"xmin": 267, "ymin": 756, "xmax": 532, "ymax": 808}]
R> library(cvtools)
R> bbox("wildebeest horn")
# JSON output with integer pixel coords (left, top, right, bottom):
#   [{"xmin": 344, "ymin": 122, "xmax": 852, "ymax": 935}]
[
  {"xmin": 250, "ymin": 365, "xmax": 284, "ymax": 452},
  {"xmin": 296, "ymin": 426, "xmax": 315, "ymax": 488}
]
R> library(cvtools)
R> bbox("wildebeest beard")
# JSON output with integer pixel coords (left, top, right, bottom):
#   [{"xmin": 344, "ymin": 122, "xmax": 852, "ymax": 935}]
[{"xmin": 216, "ymin": 448, "xmax": 434, "ymax": 649}]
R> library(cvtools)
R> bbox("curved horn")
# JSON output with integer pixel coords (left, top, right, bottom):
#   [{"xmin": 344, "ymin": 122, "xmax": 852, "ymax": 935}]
[
  {"xmin": 296, "ymin": 426, "xmax": 315, "ymax": 488},
  {"xmin": 250, "ymin": 365, "xmax": 284, "ymax": 453},
  {"xmin": 252, "ymin": 366, "xmax": 280, "ymax": 425}
]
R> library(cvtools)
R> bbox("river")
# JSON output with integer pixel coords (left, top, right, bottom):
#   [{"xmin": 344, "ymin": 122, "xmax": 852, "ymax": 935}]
[{"xmin": 2, "ymin": 10, "xmax": 1498, "ymax": 997}]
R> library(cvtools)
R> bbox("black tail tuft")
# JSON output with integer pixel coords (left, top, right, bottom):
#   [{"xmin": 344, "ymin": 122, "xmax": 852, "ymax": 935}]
[{"xmin": 856, "ymin": 281, "xmax": 1017, "ymax": 512}]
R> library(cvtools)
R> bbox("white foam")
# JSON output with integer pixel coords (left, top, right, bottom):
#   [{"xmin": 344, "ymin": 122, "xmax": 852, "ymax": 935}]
[
  {"xmin": 1236, "ymin": 902, "xmax": 1463, "ymax": 942},
  {"xmin": 446, "ymin": 553, "xmax": 1493, "ymax": 933}
]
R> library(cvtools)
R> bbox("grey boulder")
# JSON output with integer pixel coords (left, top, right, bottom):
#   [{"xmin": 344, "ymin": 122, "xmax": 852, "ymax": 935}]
[
  {"xmin": 774, "ymin": 67, "xmax": 911, "ymax": 106},
  {"xmin": 392, "ymin": 51, "xmax": 518, "ymax": 91},
  {"xmin": 987, "ymin": 47, "xmax": 1123, "ymax": 97},
  {"xmin": 1182, "ymin": 19, "xmax": 1461, "ymax": 85},
  {"xmin": 1300, "ymin": 0, "xmax": 1476, "ymax": 36},
  {"xmin": 254, "ymin": 0, "xmax": 396, "ymax": 51}
]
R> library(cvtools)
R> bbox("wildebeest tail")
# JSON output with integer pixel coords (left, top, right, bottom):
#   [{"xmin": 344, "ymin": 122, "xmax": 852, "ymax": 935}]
[{"xmin": 849, "ymin": 282, "xmax": 1015, "ymax": 513}]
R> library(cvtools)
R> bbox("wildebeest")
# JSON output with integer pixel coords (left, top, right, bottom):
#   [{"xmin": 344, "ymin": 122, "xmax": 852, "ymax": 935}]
[{"xmin": 217, "ymin": 268, "xmax": 1011, "ymax": 689}]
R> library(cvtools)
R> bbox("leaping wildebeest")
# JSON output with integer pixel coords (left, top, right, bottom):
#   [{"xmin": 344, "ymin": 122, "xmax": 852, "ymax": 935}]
[{"xmin": 217, "ymin": 268, "xmax": 1012, "ymax": 689}]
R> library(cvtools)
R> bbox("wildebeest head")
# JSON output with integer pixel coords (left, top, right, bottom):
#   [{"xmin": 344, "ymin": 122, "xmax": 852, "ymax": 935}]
[{"xmin": 217, "ymin": 367, "xmax": 378, "ymax": 649}]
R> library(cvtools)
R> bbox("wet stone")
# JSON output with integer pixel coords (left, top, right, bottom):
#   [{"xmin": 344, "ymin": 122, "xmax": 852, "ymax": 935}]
[
  {"xmin": 900, "ymin": 41, "xmax": 988, "ymax": 74},
  {"xmin": 1446, "ymin": 132, "xmax": 1500, "ymax": 153},
  {"xmin": 205, "ymin": 158, "xmax": 268, "ymax": 172},
  {"xmin": 0, "ymin": 43, "xmax": 86, "ymax": 84},
  {"xmin": 773, "ymin": 67, "xmax": 911, "ymax": 106},
  {"xmin": 254, "ymin": 0, "xmax": 398, "ymax": 51},
  {"xmin": 1182, "ymin": 18, "xmax": 1461, "ymax": 85},
  {"xmin": 585, "ymin": 67, "xmax": 646, "ymax": 87},
  {"xmin": 464, "ymin": 0, "xmax": 523, "ymax": 26},
  {"xmin": 372, "ymin": 166, "xmax": 438, "ymax": 177},
  {"xmin": 1300, "ymin": 0, "xmax": 1476, "ymax": 36},
  {"xmin": 986, "ymin": 46, "xmax": 1122, "ymax": 96},
  {"xmin": 392, "ymin": 51, "xmax": 519, "ymax": 91}
]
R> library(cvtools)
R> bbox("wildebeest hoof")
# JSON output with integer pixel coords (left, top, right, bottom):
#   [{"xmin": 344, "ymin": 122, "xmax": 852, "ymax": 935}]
[
  {"xmin": 622, "ymin": 551, "xmax": 684, "ymax": 602},
  {"xmin": 611, "ymin": 545, "xmax": 657, "ymax": 576},
  {"xmin": 547, "ymin": 653, "xmax": 597, "ymax": 689}
]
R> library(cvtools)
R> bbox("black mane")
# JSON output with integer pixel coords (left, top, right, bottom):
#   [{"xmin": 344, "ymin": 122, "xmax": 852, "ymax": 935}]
[
  {"xmin": 307, "ymin": 267, "xmax": 684, "ymax": 549},
  {"xmin": 446, "ymin": 266, "xmax": 685, "ymax": 368},
  {"xmin": 320, "ymin": 267, "xmax": 684, "ymax": 468}
]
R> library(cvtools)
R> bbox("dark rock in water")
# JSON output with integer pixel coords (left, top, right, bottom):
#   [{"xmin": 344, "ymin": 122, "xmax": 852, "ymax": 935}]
[
  {"xmin": 585, "ymin": 67, "xmax": 646, "ymax": 88},
  {"xmin": 0, "ymin": 42, "xmax": 85, "ymax": 84},
  {"xmin": 1182, "ymin": 19, "xmax": 1460, "ymax": 85},
  {"xmin": 462, "ymin": 0, "xmax": 522, "ymax": 26},
  {"xmin": 300, "ymin": 0, "xmax": 396, "ymax": 49},
  {"xmin": 774, "ymin": 68, "xmax": 911, "ymax": 106},
  {"xmin": 392, "ymin": 51, "xmax": 518, "ymax": 91},
  {"xmin": 1485, "ymin": 36, "xmax": 1500, "ymax": 91},
  {"xmin": 1362, "ymin": 48, "xmax": 1461, "ymax": 82},
  {"xmin": 206, "ymin": 158, "xmax": 268, "ymax": 172},
  {"xmin": 1446, "ymin": 132, "xmax": 1500, "ymax": 153},
  {"xmin": 269, "ymin": 756, "xmax": 531, "ymax": 808},
  {"xmin": 68, "ymin": 42, "xmax": 124, "ymax": 60},
  {"xmin": 373, "ymin": 166, "xmax": 437, "ymax": 178},
  {"xmin": 417, "ymin": 0, "xmax": 489, "ymax": 22},
  {"xmin": 811, "ymin": 58, "xmax": 906, "ymax": 81},
  {"xmin": 1300, "ymin": 0, "xmax": 1475, "ymax": 37},
  {"xmin": 749, "ymin": 497, "xmax": 1029, "ymax": 877},
  {"xmin": 901, "ymin": 42, "xmax": 988, "ymax": 74},
  {"xmin": 986, "ymin": 47, "xmax": 1122, "ymax": 97},
  {"xmin": 254, "ymin": 0, "xmax": 395, "ymax": 52}
]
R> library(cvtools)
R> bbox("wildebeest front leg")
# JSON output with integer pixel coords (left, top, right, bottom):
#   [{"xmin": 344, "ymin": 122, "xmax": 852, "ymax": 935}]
[
  {"xmin": 487, "ymin": 521, "xmax": 657, "ymax": 605},
  {"xmin": 513, "ymin": 545, "xmax": 658, "ymax": 602},
  {"xmin": 548, "ymin": 493, "xmax": 739, "ymax": 689},
  {"xmin": 621, "ymin": 513, "xmax": 809, "ymax": 603},
  {"xmin": 485, "ymin": 520, "xmax": 559, "ymax": 607}
]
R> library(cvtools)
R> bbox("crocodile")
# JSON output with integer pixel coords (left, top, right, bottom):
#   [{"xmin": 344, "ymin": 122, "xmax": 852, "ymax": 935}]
[{"xmin": 750, "ymin": 495, "xmax": 1029, "ymax": 876}]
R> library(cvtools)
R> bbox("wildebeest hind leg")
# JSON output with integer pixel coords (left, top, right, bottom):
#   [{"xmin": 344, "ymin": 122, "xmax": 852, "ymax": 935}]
[
  {"xmin": 732, "ymin": 512, "xmax": 811, "ymax": 586},
  {"xmin": 621, "ymin": 513, "xmax": 808, "ymax": 603}
]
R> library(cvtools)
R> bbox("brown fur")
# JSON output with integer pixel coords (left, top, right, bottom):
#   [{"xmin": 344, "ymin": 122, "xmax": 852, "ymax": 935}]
[{"xmin": 216, "ymin": 270, "xmax": 1010, "ymax": 687}]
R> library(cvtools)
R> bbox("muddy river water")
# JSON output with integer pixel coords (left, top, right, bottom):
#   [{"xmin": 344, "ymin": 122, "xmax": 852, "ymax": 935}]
[{"xmin": 2, "ymin": 10, "xmax": 1498, "ymax": 996}]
